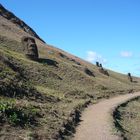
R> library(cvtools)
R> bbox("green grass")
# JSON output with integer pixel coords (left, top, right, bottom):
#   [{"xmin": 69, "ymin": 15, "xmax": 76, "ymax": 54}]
[{"xmin": 0, "ymin": 99, "xmax": 40, "ymax": 127}]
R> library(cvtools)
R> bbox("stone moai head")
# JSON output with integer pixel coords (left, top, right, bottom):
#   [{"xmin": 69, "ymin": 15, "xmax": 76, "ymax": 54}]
[
  {"xmin": 99, "ymin": 63, "xmax": 102, "ymax": 67},
  {"xmin": 128, "ymin": 73, "xmax": 133, "ymax": 82},
  {"xmin": 21, "ymin": 36, "xmax": 39, "ymax": 60},
  {"xmin": 128, "ymin": 73, "xmax": 131, "ymax": 77},
  {"xmin": 96, "ymin": 62, "xmax": 100, "ymax": 67}
]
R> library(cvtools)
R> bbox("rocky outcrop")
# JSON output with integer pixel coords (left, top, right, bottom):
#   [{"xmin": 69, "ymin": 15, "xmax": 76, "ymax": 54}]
[
  {"xmin": 0, "ymin": 4, "xmax": 45, "ymax": 43},
  {"xmin": 21, "ymin": 36, "xmax": 39, "ymax": 60}
]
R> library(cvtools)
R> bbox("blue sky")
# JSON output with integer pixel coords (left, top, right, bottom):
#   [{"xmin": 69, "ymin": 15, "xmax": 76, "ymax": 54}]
[{"xmin": 1, "ymin": 0, "xmax": 140, "ymax": 76}]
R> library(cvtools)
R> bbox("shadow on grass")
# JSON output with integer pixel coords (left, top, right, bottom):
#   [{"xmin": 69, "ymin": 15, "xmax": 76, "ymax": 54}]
[
  {"xmin": 132, "ymin": 80, "xmax": 138, "ymax": 83},
  {"xmin": 38, "ymin": 58, "xmax": 58, "ymax": 67}
]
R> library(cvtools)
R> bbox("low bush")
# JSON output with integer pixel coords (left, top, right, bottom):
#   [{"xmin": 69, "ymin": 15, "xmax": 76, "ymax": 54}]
[{"xmin": 0, "ymin": 100, "xmax": 40, "ymax": 127}]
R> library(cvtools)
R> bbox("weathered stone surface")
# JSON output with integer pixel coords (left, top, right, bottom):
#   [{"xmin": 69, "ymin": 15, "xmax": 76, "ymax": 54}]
[
  {"xmin": 128, "ymin": 73, "xmax": 133, "ymax": 82},
  {"xmin": 96, "ymin": 62, "xmax": 100, "ymax": 67},
  {"xmin": 99, "ymin": 63, "xmax": 102, "ymax": 67},
  {"xmin": 21, "ymin": 36, "xmax": 39, "ymax": 60}
]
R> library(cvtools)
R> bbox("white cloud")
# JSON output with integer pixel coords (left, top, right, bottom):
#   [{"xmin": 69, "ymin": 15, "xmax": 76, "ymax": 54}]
[
  {"xmin": 120, "ymin": 51, "xmax": 133, "ymax": 57},
  {"xmin": 86, "ymin": 51, "xmax": 107, "ymax": 64}
]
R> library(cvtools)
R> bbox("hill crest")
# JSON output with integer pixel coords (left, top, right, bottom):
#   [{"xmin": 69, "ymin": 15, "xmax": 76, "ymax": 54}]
[{"xmin": 0, "ymin": 4, "xmax": 45, "ymax": 43}]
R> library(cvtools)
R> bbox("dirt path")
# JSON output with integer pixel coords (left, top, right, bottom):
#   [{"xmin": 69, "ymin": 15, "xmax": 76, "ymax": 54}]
[{"xmin": 73, "ymin": 92, "xmax": 140, "ymax": 140}]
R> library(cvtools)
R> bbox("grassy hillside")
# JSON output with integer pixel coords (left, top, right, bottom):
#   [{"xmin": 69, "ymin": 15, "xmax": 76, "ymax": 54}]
[
  {"xmin": 113, "ymin": 97, "xmax": 140, "ymax": 140},
  {"xmin": 0, "ymin": 5, "xmax": 140, "ymax": 140}
]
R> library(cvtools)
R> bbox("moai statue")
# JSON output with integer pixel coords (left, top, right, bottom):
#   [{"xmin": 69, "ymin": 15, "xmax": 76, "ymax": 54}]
[
  {"xmin": 128, "ymin": 73, "xmax": 133, "ymax": 82},
  {"xmin": 99, "ymin": 63, "xmax": 102, "ymax": 67},
  {"xmin": 21, "ymin": 36, "xmax": 39, "ymax": 60},
  {"xmin": 96, "ymin": 62, "xmax": 100, "ymax": 67}
]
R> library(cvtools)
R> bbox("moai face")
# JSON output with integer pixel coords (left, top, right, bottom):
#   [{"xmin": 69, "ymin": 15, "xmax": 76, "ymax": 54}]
[{"xmin": 21, "ymin": 36, "xmax": 38, "ymax": 60}]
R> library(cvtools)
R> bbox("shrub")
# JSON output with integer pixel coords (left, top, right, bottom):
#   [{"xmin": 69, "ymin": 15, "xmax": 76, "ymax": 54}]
[{"xmin": 0, "ymin": 100, "xmax": 39, "ymax": 127}]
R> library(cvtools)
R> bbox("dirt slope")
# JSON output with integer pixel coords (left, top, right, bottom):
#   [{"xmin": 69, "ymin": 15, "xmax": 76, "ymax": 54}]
[
  {"xmin": 73, "ymin": 92, "xmax": 140, "ymax": 140},
  {"xmin": 0, "ymin": 4, "xmax": 45, "ymax": 42}
]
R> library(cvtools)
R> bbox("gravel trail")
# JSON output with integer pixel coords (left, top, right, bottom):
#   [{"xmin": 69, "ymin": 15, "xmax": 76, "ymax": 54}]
[{"xmin": 73, "ymin": 92, "xmax": 140, "ymax": 140}]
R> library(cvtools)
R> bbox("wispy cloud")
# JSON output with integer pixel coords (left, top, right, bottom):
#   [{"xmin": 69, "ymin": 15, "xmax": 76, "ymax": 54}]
[
  {"xmin": 86, "ymin": 51, "xmax": 107, "ymax": 64},
  {"xmin": 120, "ymin": 51, "xmax": 133, "ymax": 57}
]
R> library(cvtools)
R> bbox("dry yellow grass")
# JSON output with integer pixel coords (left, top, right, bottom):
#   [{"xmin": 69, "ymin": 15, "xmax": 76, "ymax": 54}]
[{"xmin": 114, "ymin": 97, "xmax": 140, "ymax": 140}]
